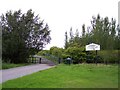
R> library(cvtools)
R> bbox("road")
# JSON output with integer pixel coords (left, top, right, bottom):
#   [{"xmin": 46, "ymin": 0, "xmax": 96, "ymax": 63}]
[{"xmin": 0, "ymin": 64, "xmax": 55, "ymax": 83}]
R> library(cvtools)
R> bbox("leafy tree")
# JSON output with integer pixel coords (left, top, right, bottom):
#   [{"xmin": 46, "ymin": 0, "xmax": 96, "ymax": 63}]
[
  {"xmin": 50, "ymin": 46, "xmax": 63, "ymax": 58},
  {"xmin": 90, "ymin": 15, "xmax": 117, "ymax": 50},
  {"xmin": 1, "ymin": 9, "xmax": 51, "ymax": 63}
]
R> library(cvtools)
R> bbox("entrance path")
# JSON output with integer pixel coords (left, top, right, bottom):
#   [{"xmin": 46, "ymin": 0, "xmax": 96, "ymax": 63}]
[{"xmin": 0, "ymin": 64, "xmax": 55, "ymax": 83}]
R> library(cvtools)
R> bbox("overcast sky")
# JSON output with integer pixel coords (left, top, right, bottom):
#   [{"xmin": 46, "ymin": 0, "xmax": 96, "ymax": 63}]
[{"xmin": 0, "ymin": 0, "xmax": 119, "ymax": 50}]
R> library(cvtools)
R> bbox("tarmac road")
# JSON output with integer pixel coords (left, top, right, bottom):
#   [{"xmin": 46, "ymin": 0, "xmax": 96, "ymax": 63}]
[{"xmin": 0, "ymin": 64, "xmax": 55, "ymax": 83}]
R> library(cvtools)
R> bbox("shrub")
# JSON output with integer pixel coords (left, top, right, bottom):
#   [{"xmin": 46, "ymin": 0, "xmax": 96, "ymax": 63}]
[
  {"xmin": 98, "ymin": 50, "xmax": 119, "ymax": 64},
  {"xmin": 64, "ymin": 47, "xmax": 87, "ymax": 64},
  {"xmin": 86, "ymin": 54, "xmax": 94, "ymax": 63}
]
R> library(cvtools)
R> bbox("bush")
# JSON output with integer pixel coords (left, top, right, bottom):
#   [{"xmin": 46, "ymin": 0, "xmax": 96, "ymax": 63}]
[
  {"xmin": 98, "ymin": 50, "xmax": 119, "ymax": 64},
  {"xmin": 64, "ymin": 47, "xmax": 86, "ymax": 64},
  {"xmin": 86, "ymin": 55, "xmax": 94, "ymax": 63},
  {"xmin": 38, "ymin": 48, "xmax": 119, "ymax": 64}
]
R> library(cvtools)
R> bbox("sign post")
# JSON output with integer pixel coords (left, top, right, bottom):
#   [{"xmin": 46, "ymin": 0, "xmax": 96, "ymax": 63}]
[{"xmin": 85, "ymin": 43, "xmax": 100, "ymax": 65}]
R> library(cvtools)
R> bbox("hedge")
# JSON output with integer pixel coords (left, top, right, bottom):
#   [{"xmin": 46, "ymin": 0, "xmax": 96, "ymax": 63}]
[{"xmin": 98, "ymin": 50, "xmax": 120, "ymax": 64}]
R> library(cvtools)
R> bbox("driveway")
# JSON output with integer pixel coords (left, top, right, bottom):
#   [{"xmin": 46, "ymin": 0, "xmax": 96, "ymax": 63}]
[{"xmin": 0, "ymin": 64, "xmax": 55, "ymax": 83}]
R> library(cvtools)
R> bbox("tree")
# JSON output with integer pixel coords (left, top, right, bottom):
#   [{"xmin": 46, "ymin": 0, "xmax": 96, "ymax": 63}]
[
  {"xmin": 1, "ymin": 9, "xmax": 51, "ymax": 63},
  {"xmin": 67, "ymin": 27, "xmax": 75, "ymax": 47},
  {"xmin": 91, "ymin": 14, "xmax": 104, "ymax": 46},
  {"xmin": 114, "ymin": 25, "xmax": 120, "ymax": 50},
  {"xmin": 69, "ymin": 27, "xmax": 74, "ymax": 43},
  {"xmin": 50, "ymin": 46, "xmax": 63, "ymax": 58},
  {"xmin": 67, "ymin": 28, "xmax": 81, "ymax": 48},
  {"xmin": 64, "ymin": 31, "xmax": 68, "ymax": 49},
  {"xmin": 108, "ymin": 18, "xmax": 116, "ymax": 50},
  {"xmin": 89, "ymin": 15, "xmax": 118, "ymax": 50},
  {"xmin": 64, "ymin": 14, "xmax": 119, "ymax": 51},
  {"xmin": 81, "ymin": 24, "xmax": 87, "ymax": 46},
  {"xmin": 74, "ymin": 29, "xmax": 81, "ymax": 46},
  {"xmin": 82, "ymin": 24, "xmax": 85, "ymax": 37}
]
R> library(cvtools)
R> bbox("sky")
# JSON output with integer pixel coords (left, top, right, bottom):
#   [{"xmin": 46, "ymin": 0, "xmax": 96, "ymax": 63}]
[{"xmin": 0, "ymin": 0, "xmax": 119, "ymax": 50}]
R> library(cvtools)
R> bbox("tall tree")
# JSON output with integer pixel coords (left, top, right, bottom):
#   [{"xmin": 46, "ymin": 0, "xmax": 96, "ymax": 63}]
[
  {"xmin": 1, "ymin": 9, "xmax": 51, "ymax": 63},
  {"xmin": 115, "ymin": 25, "xmax": 120, "ymax": 50},
  {"xmin": 73, "ymin": 29, "xmax": 81, "ymax": 47},
  {"xmin": 69, "ymin": 27, "xmax": 74, "ymax": 46},
  {"xmin": 81, "ymin": 24, "xmax": 86, "ymax": 46},
  {"xmin": 64, "ymin": 14, "xmax": 119, "ymax": 50},
  {"xmin": 64, "ymin": 31, "xmax": 68, "ymax": 49},
  {"xmin": 82, "ymin": 24, "xmax": 85, "ymax": 37},
  {"xmin": 110, "ymin": 18, "xmax": 116, "ymax": 37},
  {"xmin": 91, "ymin": 14, "xmax": 103, "ymax": 45},
  {"xmin": 69, "ymin": 27, "xmax": 74, "ymax": 40},
  {"xmin": 108, "ymin": 18, "xmax": 116, "ymax": 50}
]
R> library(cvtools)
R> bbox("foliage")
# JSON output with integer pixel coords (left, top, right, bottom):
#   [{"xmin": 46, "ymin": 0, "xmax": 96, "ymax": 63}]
[
  {"xmin": 37, "ymin": 50, "xmax": 50, "ymax": 56},
  {"xmin": 37, "ymin": 49, "xmax": 60, "ymax": 64},
  {"xmin": 63, "ymin": 46, "xmax": 86, "ymax": 64},
  {"xmin": 1, "ymin": 9, "xmax": 51, "ymax": 63},
  {"xmin": 63, "ymin": 14, "xmax": 119, "ymax": 64},
  {"xmin": 2, "ymin": 64, "xmax": 118, "ymax": 88},
  {"xmin": 64, "ymin": 31, "xmax": 69, "ymax": 49},
  {"xmin": 37, "ymin": 14, "xmax": 119, "ymax": 65},
  {"xmin": 50, "ymin": 46, "xmax": 63, "ymax": 58},
  {"xmin": 64, "ymin": 14, "xmax": 120, "ymax": 50},
  {"xmin": 98, "ymin": 50, "xmax": 120, "ymax": 64}
]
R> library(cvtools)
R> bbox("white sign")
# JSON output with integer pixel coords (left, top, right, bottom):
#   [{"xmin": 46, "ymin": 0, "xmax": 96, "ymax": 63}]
[{"xmin": 86, "ymin": 43, "xmax": 100, "ymax": 51}]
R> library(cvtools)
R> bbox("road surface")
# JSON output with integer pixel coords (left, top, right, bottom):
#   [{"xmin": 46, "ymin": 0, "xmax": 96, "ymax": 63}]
[{"xmin": 0, "ymin": 64, "xmax": 55, "ymax": 83}]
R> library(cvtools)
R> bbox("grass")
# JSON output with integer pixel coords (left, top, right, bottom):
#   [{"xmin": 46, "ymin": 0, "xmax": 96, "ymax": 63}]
[
  {"xmin": 1, "ymin": 62, "xmax": 32, "ymax": 69},
  {"xmin": 0, "ymin": 84, "xmax": 2, "ymax": 90},
  {"xmin": 2, "ymin": 64, "xmax": 118, "ymax": 88}
]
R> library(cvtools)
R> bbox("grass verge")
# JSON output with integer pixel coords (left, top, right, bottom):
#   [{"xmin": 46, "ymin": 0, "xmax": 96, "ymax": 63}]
[{"xmin": 1, "ymin": 63, "xmax": 32, "ymax": 69}]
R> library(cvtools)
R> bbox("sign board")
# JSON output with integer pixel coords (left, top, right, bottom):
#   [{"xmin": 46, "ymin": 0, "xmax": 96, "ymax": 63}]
[{"xmin": 86, "ymin": 43, "xmax": 100, "ymax": 51}]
